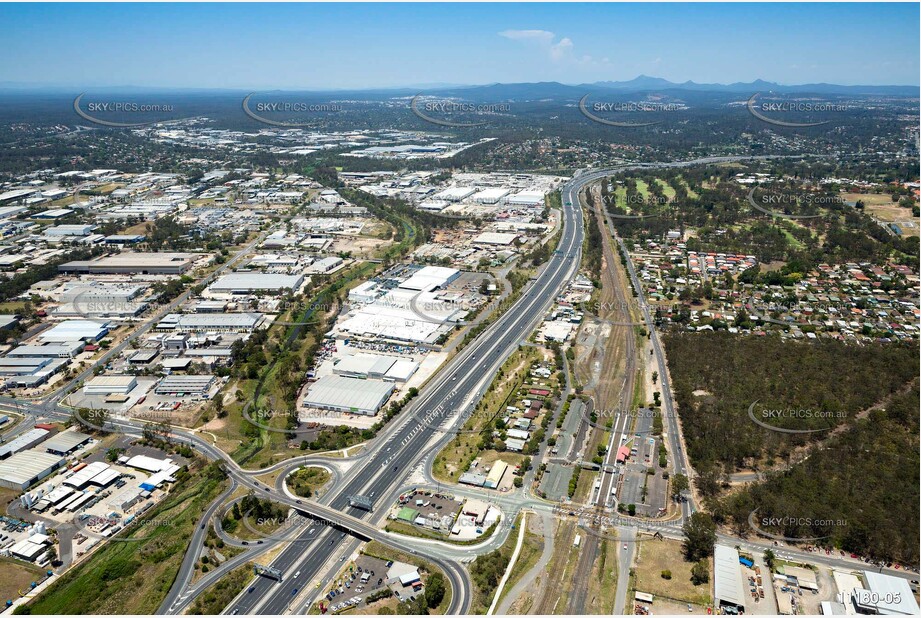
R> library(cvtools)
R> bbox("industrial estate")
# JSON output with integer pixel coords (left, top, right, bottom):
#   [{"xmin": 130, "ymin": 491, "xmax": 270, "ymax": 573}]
[{"xmin": 0, "ymin": 3, "xmax": 918, "ymax": 618}]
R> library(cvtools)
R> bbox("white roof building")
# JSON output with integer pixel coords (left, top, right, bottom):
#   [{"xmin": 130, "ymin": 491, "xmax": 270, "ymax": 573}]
[
  {"xmin": 473, "ymin": 232, "xmax": 519, "ymax": 246},
  {"xmin": 84, "ymin": 375, "xmax": 138, "ymax": 395},
  {"xmin": 506, "ymin": 190, "xmax": 546, "ymax": 206},
  {"xmin": 399, "ymin": 266, "xmax": 460, "ymax": 292},
  {"xmin": 472, "ymin": 188, "xmax": 509, "ymax": 204},
  {"xmin": 854, "ymin": 571, "xmax": 920, "ymax": 615},
  {"xmin": 302, "ymin": 375, "xmax": 394, "ymax": 416},
  {"xmin": 714, "ymin": 544, "xmax": 746, "ymax": 612},
  {"xmin": 0, "ymin": 450, "xmax": 65, "ymax": 490},
  {"xmin": 209, "ymin": 273, "xmax": 303, "ymax": 294},
  {"xmin": 435, "ymin": 187, "xmax": 476, "ymax": 202},
  {"xmin": 39, "ymin": 319, "xmax": 109, "ymax": 343}
]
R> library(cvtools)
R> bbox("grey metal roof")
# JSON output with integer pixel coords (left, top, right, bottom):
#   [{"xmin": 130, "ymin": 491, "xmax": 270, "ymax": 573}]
[
  {"xmin": 302, "ymin": 375, "xmax": 394, "ymax": 413},
  {"xmin": 714, "ymin": 544, "xmax": 746, "ymax": 609}
]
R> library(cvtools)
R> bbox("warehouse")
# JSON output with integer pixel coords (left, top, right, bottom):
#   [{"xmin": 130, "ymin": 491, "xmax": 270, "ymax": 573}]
[
  {"xmin": 45, "ymin": 224, "xmax": 95, "ymax": 236},
  {"xmin": 0, "ymin": 357, "xmax": 68, "ymax": 387},
  {"xmin": 9, "ymin": 535, "xmax": 51, "ymax": 562},
  {"xmin": 459, "ymin": 472, "xmax": 487, "ymax": 487},
  {"xmin": 109, "ymin": 486, "xmax": 146, "ymax": 511},
  {"xmin": 714, "ymin": 544, "xmax": 746, "ymax": 613},
  {"xmin": 83, "ymin": 375, "xmax": 138, "ymax": 395},
  {"xmin": 302, "ymin": 375, "xmax": 394, "ymax": 416},
  {"xmin": 473, "ymin": 232, "xmax": 519, "ymax": 246},
  {"xmin": 63, "ymin": 461, "xmax": 120, "ymax": 489},
  {"xmin": 506, "ymin": 190, "xmax": 546, "ymax": 206},
  {"xmin": 43, "ymin": 430, "xmax": 92, "ymax": 455},
  {"xmin": 7, "ymin": 342, "xmax": 85, "ymax": 358},
  {"xmin": 54, "ymin": 282, "xmax": 147, "ymax": 318},
  {"xmin": 208, "ymin": 273, "xmax": 304, "ymax": 295},
  {"xmin": 331, "ymin": 353, "xmax": 419, "ymax": 382},
  {"xmin": 129, "ymin": 349, "xmax": 159, "ymax": 364},
  {"xmin": 39, "ymin": 319, "xmax": 109, "ymax": 343},
  {"xmin": 851, "ymin": 571, "xmax": 920, "ymax": 615},
  {"xmin": 434, "ymin": 187, "xmax": 476, "ymax": 202},
  {"xmin": 123, "ymin": 454, "xmax": 180, "ymax": 474},
  {"xmin": 484, "ymin": 460, "xmax": 508, "ymax": 489},
  {"xmin": 58, "ymin": 252, "xmax": 202, "ymax": 275},
  {"xmin": 0, "ymin": 450, "xmax": 65, "ymax": 490},
  {"xmin": 0, "ymin": 428, "xmax": 50, "ymax": 459},
  {"xmin": 348, "ymin": 280, "xmax": 381, "ymax": 304},
  {"xmin": 472, "ymin": 188, "xmax": 509, "ymax": 204},
  {"xmin": 157, "ymin": 312, "xmax": 264, "ymax": 333},
  {"xmin": 398, "ymin": 266, "xmax": 460, "ymax": 292},
  {"xmin": 154, "ymin": 375, "xmax": 216, "ymax": 398},
  {"xmin": 309, "ymin": 256, "xmax": 344, "ymax": 273}
]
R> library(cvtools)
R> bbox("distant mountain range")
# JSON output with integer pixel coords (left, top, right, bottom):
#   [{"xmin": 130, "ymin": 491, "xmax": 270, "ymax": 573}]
[
  {"xmin": 433, "ymin": 76, "xmax": 918, "ymax": 99},
  {"xmin": 0, "ymin": 76, "xmax": 916, "ymax": 98}
]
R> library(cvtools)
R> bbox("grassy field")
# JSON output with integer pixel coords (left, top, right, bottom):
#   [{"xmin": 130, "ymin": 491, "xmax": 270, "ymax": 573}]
[
  {"xmin": 654, "ymin": 179, "xmax": 676, "ymax": 199},
  {"xmin": 0, "ymin": 557, "xmax": 44, "ymax": 606},
  {"xmin": 494, "ymin": 518, "xmax": 543, "ymax": 609},
  {"xmin": 286, "ymin": 466, "xmax": 331, "ymax": 498},
  {"xmin": 632, "ymin": 537, "xmax": 711, "ymax": 606},
  {"xmin": 635, "ymin": 179, "xmax": 650, "ymax": 200},
  {"xmin": 188, "ymin": 562, "xmax": 253, "ymax": 615},
  {"xmin": 0, "ymin": 301, "xmax": 28, "ymax": 314},
  {"xmin": 432, "ymin": 347, "xmax": 540, "ymax": 482},
  {"xmin": 17, "ymin": 462, "xmax": 228, "ymax": 615},
  {"xmin": 469, "ymin": 514, "xmax": 524, "ymax": 614}
]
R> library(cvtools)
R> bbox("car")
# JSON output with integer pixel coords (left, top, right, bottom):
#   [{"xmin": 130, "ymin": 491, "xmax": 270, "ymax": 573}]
[
  {"xmin": 292, "ymin": 588, "xmax": 298, "ymax": 596},
  {"xmin": 257, "ymin": 540, "xmax": 263, "ymax": 544},
  {"xmin": 248, "ymin": 587, "xmax": 255, "ymax": 594},
  {"xmin": 231, "ymin": 609, "xmax": 239, "ymax": 615},
  {"xmin": 296, "ymin": 500, "xmax": 302, "ymax": 504},
  {"xmin": 200, "ymin": 524, "xmax": 205, "ymax": 530},
  {"xmin": 623, "ymin": 544, "xmax": 628, "ymax": 550},
  {"xmin": 294, "ymin": 571, "xmax": 301, "ymax": 579},
  {"xmin": 242, "ymin": 541, "xmax": 249, "ymax": 545}
]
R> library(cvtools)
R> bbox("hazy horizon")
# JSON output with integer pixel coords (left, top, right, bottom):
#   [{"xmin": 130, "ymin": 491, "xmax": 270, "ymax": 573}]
[{"xmin": 1, "ymin": 3, "xmax": 918, "ymax": 90}]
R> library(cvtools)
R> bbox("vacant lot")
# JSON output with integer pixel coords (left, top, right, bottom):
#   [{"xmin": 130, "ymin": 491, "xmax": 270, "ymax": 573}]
[
  {"xmin": 0, "ymin": 557, "xmax": 43, "ymax": 606},
  {"xmin": 632, "ymin": 537, "xmax": 711, "ymax": 606}
]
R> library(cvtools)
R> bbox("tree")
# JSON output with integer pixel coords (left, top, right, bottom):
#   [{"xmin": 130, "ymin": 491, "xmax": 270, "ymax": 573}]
[
  {"xmin": 424, "ymin": 573, "xmax": 446, "ymax": 609},
  {"xmin": 670, "ymin": 473, "xmax": 689, "ymax": 501},
  {"xmin": 691, "ymin": 560, "xmax": 710, "ymax": 585},
  {"xmin": 683, "ymin": 512, "xmax": 717, "ymax": 562},
  {"xmin": 763, "ymin": 549, "xmax": 776, "ymax": 570}
]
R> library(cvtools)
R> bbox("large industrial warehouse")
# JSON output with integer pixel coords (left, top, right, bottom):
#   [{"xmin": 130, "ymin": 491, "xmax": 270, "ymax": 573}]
[
  {"xmin": 0, "ymin": 450, "xmax": 66, "ymax": 490},
  {"xmin": 301, "ymin": 375, "xmax": 395, "ymax": 416},
  {"xmin": 207, "ymin": 273, "xmax": 304, "ymax": 295},
  {"xmin": 58, "ymin": 252, "xmax": 202, "ymax": 275}
]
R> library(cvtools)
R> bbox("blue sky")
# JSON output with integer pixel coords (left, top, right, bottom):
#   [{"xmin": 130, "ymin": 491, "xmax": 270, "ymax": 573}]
[{"xmin": 2, "ymin": 3, "xmax": 918, "ymax": 89}]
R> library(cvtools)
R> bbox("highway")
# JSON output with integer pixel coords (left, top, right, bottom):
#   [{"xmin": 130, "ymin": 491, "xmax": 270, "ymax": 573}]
[
  {"xmin": 180, "ymin": 172, "xmax": 585, "ymax": 615},
  {"xmin": 8, "ymin": 154, "xmax": 917, "ymax": 617}
]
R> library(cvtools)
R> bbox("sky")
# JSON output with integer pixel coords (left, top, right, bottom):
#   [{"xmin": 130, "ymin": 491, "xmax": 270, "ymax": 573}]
[{"xmin": 1, "ymin": 3, "xmax": 918, "ymax": 89}]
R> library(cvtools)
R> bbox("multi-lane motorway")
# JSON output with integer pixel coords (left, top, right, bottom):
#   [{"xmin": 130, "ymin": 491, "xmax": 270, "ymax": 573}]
[
  {"xmin": 215, "ymin": 172, "xmax": 586, "ymax": 615},
  {"xmin": 4, "ymin": 155, "xmax": 915, "ymax": 617}
]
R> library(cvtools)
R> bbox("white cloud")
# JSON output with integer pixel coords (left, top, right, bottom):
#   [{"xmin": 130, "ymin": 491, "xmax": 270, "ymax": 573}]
[
  {"xmin": 499, "ymin": 29, "xmax": 606, "ymax": 68},
  {"xmin": 499, "ymin": 29, "xmax": 555, "ymax": 45}
]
